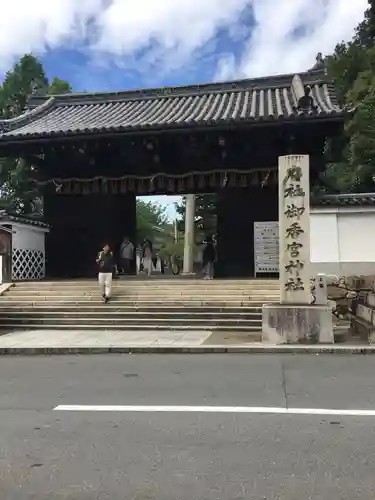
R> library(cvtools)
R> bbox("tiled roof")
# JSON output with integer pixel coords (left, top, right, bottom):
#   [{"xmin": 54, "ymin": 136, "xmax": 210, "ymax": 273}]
[
  {"xmin": 0, "ymin": 225, "xmax": 14, "ymax": 234},
  {"xmin": 315, "ymin": 193, "xmax": 375, "ymax": 207},
  {"xmin": 0, "ymin": 211, "xmax": 49, "ymax": 228},
  {"xmin": 0, "ymin": 69, "xmax": 344, "ymax": 140}
]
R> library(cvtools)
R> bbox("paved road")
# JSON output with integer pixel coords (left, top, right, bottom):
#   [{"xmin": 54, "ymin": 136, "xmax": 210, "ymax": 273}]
[{"xmin": 2, "ymin": 354, "xmax": 375, "ymax": 499}]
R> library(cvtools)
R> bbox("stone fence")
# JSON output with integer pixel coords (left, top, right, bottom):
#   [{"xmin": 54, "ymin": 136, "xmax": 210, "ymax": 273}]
[{"xmin": 350, "ymin": 278, "xmax": 375, "ymax": 343}]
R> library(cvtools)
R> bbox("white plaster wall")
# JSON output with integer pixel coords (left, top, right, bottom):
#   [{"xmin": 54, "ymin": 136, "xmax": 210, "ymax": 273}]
[
  {"xmin": 310, "ymin": 207, "xmax": 375, "ymax": 275},
  {"xmin": 11, "ymin": 223, "xmax": 47, "ymax": 252},
  {"xmin": 256, "ymin": 208, "xmax": 375, "ymax": 276},
  {"xmin": 337, "ymin": 212, "xmax": 375, "ymax": 262},
  {"xmin": 9, "ymin": 223, "xmax": 49, "ymax": 281},
  {"xmin": 310, "ymin": 213, "xmax": 339, "ymax": 263}
]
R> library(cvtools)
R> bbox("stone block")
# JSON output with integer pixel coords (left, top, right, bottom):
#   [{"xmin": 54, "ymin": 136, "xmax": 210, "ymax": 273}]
[
  {"xmin": 360, "ymin": 275, "xmax": 375, "ymax": 290},
  {"xmin": 350, "ymin": 316, "xmax": 375, "ymax": 344},
  {"xmin": 345, "ymin": 275, "xmax": 375, "ymax": 291},
  {"xmin": 366, "ymin": 293, "xmax": 375, "ymax": 308},
  {"xmin": 357, "ymin": 304, "xmax": 373, "ymax": 324},
  {"xmin": 326, "ymin": 275, "xmax": 339, "ymax": 286},
  {"xmin": 327, "ymin": 285, "xmax": 347, "ymax": 300},
  {"xmin": 262, "ymin": 303, "xmax": 333, "ymax": 344}
]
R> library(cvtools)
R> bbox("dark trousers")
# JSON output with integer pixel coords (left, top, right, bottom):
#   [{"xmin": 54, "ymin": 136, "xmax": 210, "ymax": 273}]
[
  {"xmin": 203, "ymin": 261, "xmax": 214, "ymax": 279},
  {"xmin": 121, "ymin": 257, "xmax": 133, "ymax": 274}
]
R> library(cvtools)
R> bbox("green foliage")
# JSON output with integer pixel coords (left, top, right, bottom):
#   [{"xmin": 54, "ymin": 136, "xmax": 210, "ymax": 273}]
[
  {"xmin": 0, "ymin": 157, "xmax": 39, "ymax": 213},
  {"xmin": 0, "ymin": 54, "xmax": 48, "ymax": 119},
  {"xmin": 136, "ymin": 199, "xmax": 168, "ymax": 243},
  {"xmin": 48, "ymin": 77, "xmax": 72, "ymax": 95},
  {"xmin": 176, "ymin": 194, "xmax": 217, "ymax": 241},
  {"xmin": 323, "ymin": 1, "xmax": 375, "ymax": 193},
  {"xmin": 326, "ymin": 42, "xmax": 368, "ymax": 103},
  {"xmin": 158, "ymin": 240, "xmax": 184, "ymax": 260},
  {"xmin": 355, "ymin": 0, "xmax": 375, "ymax": 48},
  {"xmin": 0, "ymin": 54, "xmax": 71, "ymax": 214}
]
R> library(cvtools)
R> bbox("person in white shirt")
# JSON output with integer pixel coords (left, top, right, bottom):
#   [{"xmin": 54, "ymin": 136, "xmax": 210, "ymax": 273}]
[{"xmin": 120, "ymin": 236, "xmax": 134, "ymax": 275}]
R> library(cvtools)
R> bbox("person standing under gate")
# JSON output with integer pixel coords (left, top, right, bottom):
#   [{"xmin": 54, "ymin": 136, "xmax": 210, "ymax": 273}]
[
  {"xmin": 202, "ymin": 236, "xmax": 216, "ymax": 280},
  {"xmin": 120, "ymin": 236, "xmax": 134, "ymax": 275},
  {"xmin": 96, "ymin": 243, "xmax": 117, "ymax": 302},
  {"xmin": 142, "ymin": 239, "xmax": 153, "ymax": 276}
]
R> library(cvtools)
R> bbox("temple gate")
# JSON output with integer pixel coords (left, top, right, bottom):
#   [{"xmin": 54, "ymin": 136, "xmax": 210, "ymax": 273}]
[{"xmin": 0, "ymin": 68, "xmax": 344, "ymax": 278}]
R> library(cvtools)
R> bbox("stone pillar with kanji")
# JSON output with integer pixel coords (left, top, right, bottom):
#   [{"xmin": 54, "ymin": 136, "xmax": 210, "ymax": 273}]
[
  {"xmin": 279, "ymin": 155, "xmax": 311, "ymax": 304},
  {"xmin": 262, "ymin": 155, "xmax": 333, "ymax": 344}
]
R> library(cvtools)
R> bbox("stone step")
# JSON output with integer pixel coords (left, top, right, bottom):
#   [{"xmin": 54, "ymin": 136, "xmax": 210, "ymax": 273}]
[
  {"xmin": 0, "ymin": 310, "xmax": 261, "ymax": 319},
  {"xmin": 2, "ymin": 291, "xmax": 280, "ymax": 301},
  {"xmin": 0, "ymin": 300, "xmax": 272, "ymax": 307},
  {"xmin": 0, "ymin": 317, "xmax": 262, "ymax": 328},
  {"xmin": 14, "ymin": 279, "xmax": 278, "ymax": 286},
  {"xmin": 0, "ymin": 312, "xmax": 262, "ymax": 321},
  {"xmin": 8, "ymin": 291, "xmax": 278, "ymax": 297},
  {"xmin": 0, "ymin": 323, "xmax": 263, "ymax": 334},
  {"xmin": 9, "ymin": 290, "xmax": 278, "ymax": 296},
  {"xmin": 6, "ymin": 293, "xmax": 274, "ymax": 299},
  {"xmin": 12, "ymin": 281, "xmax": 280, "ymax": 287},
  {"xmin": 1, "ymin": 279, "xmax": 277, "ymax": 333},
  {"xmin": 0, "ymin": 296, "xmax": 275, "ymax": 307},
  {"xmin": 9, "ymin": 288, "xmax": 278, "ymax": 294},
  {"xmin": 0, "ymin": 305, "xmax": 262, "ymax": 313}
]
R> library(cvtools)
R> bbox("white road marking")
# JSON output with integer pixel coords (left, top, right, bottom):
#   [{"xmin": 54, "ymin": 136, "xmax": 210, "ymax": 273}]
[{"xmin": 53, "ymin": 405, "xmax": 375, "ymax": 416}]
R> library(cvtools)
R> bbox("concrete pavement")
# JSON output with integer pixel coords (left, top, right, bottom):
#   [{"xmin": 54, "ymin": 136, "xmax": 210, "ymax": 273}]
[
  {"xmin": 2, "ymin": 354, "xmax": 375, "ymax": 498},
  {"xmin": 0, "ymin": 328, "xmax": 213, "ymax": 348},
  {"xmin": 0, "ymin": 326, "xmax": 368, "ymax": 355}
]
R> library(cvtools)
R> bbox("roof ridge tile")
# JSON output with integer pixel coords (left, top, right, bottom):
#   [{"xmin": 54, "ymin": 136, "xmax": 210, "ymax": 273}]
[{"xmin": 0, "ymin": 97, "xmax": 55, "ymax": 133}]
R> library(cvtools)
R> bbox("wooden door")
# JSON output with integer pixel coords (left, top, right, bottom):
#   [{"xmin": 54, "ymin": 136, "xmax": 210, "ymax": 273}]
[{"xmin": 0, "ymin": 230, "xmax": 12, "ymax": 282}]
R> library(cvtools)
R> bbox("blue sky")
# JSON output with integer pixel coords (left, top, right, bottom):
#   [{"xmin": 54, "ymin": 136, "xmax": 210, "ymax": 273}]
[{"xmin": 0, "ymin": 0, "xmax": 368, "ymax": 218}]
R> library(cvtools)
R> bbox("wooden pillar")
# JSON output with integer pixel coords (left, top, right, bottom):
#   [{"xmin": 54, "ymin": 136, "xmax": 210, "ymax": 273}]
[{"xmin": 216, "ymin": 186, "xmax": 278, "ymax": 278}]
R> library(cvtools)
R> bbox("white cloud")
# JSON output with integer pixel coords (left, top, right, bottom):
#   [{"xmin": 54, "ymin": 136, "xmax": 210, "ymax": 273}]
[
  {"xmin": 0, "ymin": 0, "xmax": 104, "ymax": 68},
  {"xmin": 93, "ymin": 0, "xmax": 248, "ymax": 70},
  {"xmin": 0, "ymin": 0, "xmax": 368, "ymax": 212},
  {"xmin": 238, "ymin": 0, "xmax": 369, "ymax": 78},
  {"xmin": 214, "ymin": 53, "xmax": 237, "ymax": 82},
  {"xmin": 0, "ymin": 0, "xmax": 369, "ymax": 79}
]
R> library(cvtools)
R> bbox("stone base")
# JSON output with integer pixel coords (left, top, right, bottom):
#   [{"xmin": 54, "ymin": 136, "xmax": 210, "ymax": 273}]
[{"xmin": 262, "ymin": 304, "xmax": 334, "ymax": 344}]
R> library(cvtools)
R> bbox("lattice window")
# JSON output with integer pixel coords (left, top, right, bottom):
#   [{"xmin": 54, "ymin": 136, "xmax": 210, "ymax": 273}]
[{"xmin": 12, "ymin": 249, "xmax": 44, "ymax": 281}]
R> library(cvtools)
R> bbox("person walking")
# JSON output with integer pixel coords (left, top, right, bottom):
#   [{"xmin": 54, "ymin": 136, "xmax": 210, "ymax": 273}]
[
  {"xmin": 136, "ymin": 244, "xmax": 142, "ymax": 274},
  {"xmin": 202, "ymin": 236, "xmax": 216, "ymax": 280},
  {"xmin": 120, "ymin": 236, "xmax": 134, "ymax": 275},
  {"xmin": 96, "ymin": 243, "xmax": 116, "ymax": 302},
  {"xmin": 142, "ymin": 239, "xmax": 153, "ymax": 276}
]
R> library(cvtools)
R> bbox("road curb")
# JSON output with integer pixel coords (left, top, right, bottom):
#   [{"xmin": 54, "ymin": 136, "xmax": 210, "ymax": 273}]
[{"xmin": 0, "ymin": 345, "xmax": 373, "ymax": 355}]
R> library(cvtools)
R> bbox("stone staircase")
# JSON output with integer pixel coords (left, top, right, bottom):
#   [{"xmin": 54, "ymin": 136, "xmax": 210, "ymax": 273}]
[{"xmin": 0, "ymin": 278, "xmax": 280, "ymax": 336}]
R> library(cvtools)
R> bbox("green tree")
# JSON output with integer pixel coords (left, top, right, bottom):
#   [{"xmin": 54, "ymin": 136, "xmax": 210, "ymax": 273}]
[
  {"xmin": 0, "ymin": 54, "xmax": 72, "ymax": 214},
  {"xmin": 48, "ymin": 77, "xmax": 72, "ymax": 95},
  {"xmin": 136, "ymin": 199, "xmax": 168, "ymax": 243},
  {"xmin": 323, "ymin": 1, "xmax": 375, "ymax": 193},
  {"xmin": 356, "ymin": 0, "xmax": 375, "ymax": 48},
  {"xmin": 0, "ymin": 54, "xmax": 48, "ymax": 119},
  {"xmin": 176, "ymin": 195, "xmax": 217, "ymax": 240},
  {"xmin": 326, "ymin": 42, "xmax": 368, "ymax": 103}
]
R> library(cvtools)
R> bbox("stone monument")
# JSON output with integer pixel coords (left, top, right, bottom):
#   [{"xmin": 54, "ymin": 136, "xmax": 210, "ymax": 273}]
[{"xmin": 262, "ymin": 155, "xmax": 334, "ymax": 344}]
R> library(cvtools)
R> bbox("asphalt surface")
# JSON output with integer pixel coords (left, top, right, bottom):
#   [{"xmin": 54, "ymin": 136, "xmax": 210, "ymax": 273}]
[{"xmin": 2, "ymin": 354, "xmax": 375, "ymax": 499}]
